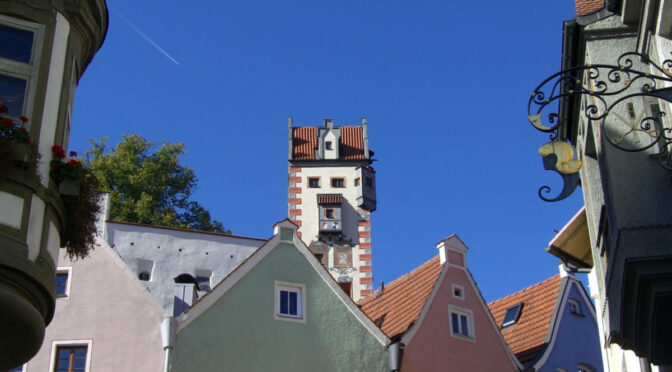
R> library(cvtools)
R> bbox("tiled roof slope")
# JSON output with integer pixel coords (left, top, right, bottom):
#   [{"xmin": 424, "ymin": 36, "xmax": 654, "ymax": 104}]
[
  {"xmin": 291, "ymin": 126, "xmax": 365, "ymax": 160},
  {"xmin": 340, "ymin": 126, "xmax": 366, "ymax": 160},
  {"xmin": 575, "ymin": 0, "xmax": 604, "ymax": 15},
  {"xmin": 292, "ymin": 127, "xmax": 317, "ymax": 160},
  {"xmin": 358, "ymin": 256, "xmax": 442, "ymax": 338},
  {"xmin": 487, "ymin": 275, "xmax": 562, "ymax": 364}
]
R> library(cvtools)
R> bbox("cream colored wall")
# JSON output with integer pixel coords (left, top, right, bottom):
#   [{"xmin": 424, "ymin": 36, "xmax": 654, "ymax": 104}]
[
  {"xmin": 290, "ymin": 164, "xmax": 372, "ymax": 300},
  {"xmin": 25, "ymin": 240, "xmax": 166, "ymax": 371}
]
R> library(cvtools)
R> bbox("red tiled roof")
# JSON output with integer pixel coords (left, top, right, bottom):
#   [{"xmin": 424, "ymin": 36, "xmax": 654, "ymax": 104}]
[
  {"xmin": 340, "ymin": 126, "xmax": 365, "ymax": 160},
  {"xmin": 317, "ymin": 194, "xmax": 343, "ymax": 205},
  {"xmin": 358, "ymin": 256, "xmax": 443, "ymax": 338},
  {"xmin": 292, "ymin": 127, "xmax": 317, "ymax": 160},
  {"xmin": 575, "ymin": 0, "xmax": 604, "ymax": 15},
  {"xmin": 291, "ymin": 125, "xmax": 366, "ymax": 160},
  {"xmin": 487, "ymin": 275, "xmax": 562, "ymax": 364}
]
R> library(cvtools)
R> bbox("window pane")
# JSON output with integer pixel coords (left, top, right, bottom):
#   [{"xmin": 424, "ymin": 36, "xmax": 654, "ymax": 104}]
[
  {"xmin": 280, "ymin": 291, "xmax": 289, "ymax": 314},
  {"xmin": 74, "ymin": 347, "xmax": 87, "ymax": 358},
  {"xmin": 0, "ymin": 24, "xmax": 33, "ymax": 63},
  {"xmin": 289, "ymin": 291, "xmax": 297, "ymax": 315},
  {"xmin": 0, "ymin": 74, "xmax": 27, "ymax": 117},
  {"xmin": 55, "ymin": 273, "xmax": 68, "ymax": 296},
  {"xmin": 460, "ymin": 315, "xmax": 469, "ymax": 336},
  {"xmin": 451, "ymin": 313, "xmax": 459, "ymax": 332}
]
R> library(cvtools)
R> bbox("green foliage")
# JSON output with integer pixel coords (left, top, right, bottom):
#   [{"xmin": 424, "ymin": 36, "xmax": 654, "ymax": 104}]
[{"xmin": 86, "ymin": 134, "xmax": 229, "ymax": 233}]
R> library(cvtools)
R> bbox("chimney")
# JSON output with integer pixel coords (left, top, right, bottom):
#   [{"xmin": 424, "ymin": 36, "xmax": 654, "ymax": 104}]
[
  {"xmin": 362, "ymin": 117, "xmax": 369, "ymax": 159},
  {"xmin": 288, "ymin": 116, "xmax": 293, "ymax": 160}
]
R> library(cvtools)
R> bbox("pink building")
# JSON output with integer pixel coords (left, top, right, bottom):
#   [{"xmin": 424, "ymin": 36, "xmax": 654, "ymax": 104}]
[{"xmin": 358, "ymin": 235, "xmax": 521, "ymax": 371}]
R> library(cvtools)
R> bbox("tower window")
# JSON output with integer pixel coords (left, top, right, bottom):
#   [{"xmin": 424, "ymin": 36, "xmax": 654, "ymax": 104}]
[
  {"xmin": 325, "ymin": 141, "xmax": 333, "ymax": 150},
  {"xmin": 325, "ymin": 208, "xmax": 334, "ymax": 219},
  {"xmin": 331, "ymin": 178, "xmax": 345, "ymax": 188},
  {"xmin": 308, "ymin": 177, "xmax": 320, "ymax": 188}
]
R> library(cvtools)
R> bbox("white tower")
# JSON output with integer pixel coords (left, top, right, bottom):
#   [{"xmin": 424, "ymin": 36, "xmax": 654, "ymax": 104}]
[{"xmin": 287, "ymin": 118, "xmax": 377, "ymax": 300}]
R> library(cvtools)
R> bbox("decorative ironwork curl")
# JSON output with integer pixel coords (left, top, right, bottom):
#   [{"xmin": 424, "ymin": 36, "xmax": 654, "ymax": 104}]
[{"xmin": 528, "ymin": 52, "xmax": 672, "ymax": 201}]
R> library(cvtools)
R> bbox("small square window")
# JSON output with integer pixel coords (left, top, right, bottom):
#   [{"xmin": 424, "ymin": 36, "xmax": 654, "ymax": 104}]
[
  {"xmin": 354, "ymin": 177, "xmax": 360, "ymax": 187},
  {"xmin": 325, "ymin": 208, "xmax": 334, "ymax": 219},
  {"xmin": 55, "ymin": 268, "xmax": 71, "ymax": 299},
  {"xmin": 325, "ymin": 141, "xmax": 333, "ymax": 150},
  {"xmin": 138, "ymin": 272, "xmax": 150, "ymax": 281},
  {"xmin": 452, "ymin": 284, "xmax": 465, "ymax": 300},
  {"xmin": 331, "ymin": 178, "xmax": 345, "ymax": 188},
  {"xmin": 308, "ymin": 177, "xmax": 320, "ymax": 188},
  {"xmin": 275, "ymin": 282, "xmax": 305, "ymax": 322},
  {"xmin": 568, "ymin": 299, "xmax": 582, "ymax": 315},
  {"xmin": 449, "ymin": 305, "xmax": 474, "ymax": 340},
  {"xmin": 196, "ymin": 269, "xmax": 212, "ymax": 292}
]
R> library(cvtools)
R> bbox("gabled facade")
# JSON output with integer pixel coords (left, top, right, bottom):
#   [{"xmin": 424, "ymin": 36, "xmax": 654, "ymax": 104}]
[
  {"xmin": 358, "ymin": 235, "xmax": 521, "ymax": 372},
  {"xmin": 526, "ymin": 0, "xmax": 672, "ymax": 367},
  {"xmin": 170, "ymin": 220, "xmax": 390, "ymax": 372},
  {"xmin": 19, "ymin": 238, "xmax": 166, "ymax": 372},
  {"xmin": 288, "ymin": 118, "xmax": 376, "ymax": 300},
  {"xmin": 488, "ymin": 268, "xmax": 602, "ymax": 372}
]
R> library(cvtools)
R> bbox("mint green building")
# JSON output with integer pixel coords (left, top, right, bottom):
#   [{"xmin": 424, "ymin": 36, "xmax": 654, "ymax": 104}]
[{"xmin": 170, "ymin": 220, "xmax": 390, "ymax": 372}]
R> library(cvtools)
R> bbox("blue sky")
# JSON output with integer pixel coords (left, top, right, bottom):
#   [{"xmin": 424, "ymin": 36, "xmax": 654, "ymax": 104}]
[{"xmin": 70, "ymin": 0, "xmax": 584, "ymax": 301}]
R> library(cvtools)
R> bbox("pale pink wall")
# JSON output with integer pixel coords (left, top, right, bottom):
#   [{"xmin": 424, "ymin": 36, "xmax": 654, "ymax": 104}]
[
  {"xmin": 25, "ymin": 242, "xmax": 165, "ymax": 371},
  {"xmin": 401, "ymin": 267, "xmax": 517, "ymax": 371}
]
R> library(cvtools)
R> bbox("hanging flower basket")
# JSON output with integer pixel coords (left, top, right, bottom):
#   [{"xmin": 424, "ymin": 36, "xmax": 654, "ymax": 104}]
[{"xmin": 0, "ymin": 105, "xmax": 35, "ymax": 172}]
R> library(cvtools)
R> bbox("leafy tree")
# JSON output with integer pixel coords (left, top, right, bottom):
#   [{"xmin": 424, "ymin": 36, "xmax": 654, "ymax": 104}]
[{"xmin": 86, "ymin": 134, "xmax": 229, "ymax": 233}]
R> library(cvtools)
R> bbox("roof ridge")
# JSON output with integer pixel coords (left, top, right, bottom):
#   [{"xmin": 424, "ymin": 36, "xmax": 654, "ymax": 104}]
[
  {"xmin": 488, "ymin": 274, "xmax": 561, "ymax": 307},
  {"xmin": 359, "ymin": 255, "xmax": 440, "ymax": 305}
]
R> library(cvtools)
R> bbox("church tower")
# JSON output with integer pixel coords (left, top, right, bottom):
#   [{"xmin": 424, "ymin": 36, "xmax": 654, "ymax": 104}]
[{"xmin": 287, "ymin": 117, "xmax": 377, "ymax": 301}]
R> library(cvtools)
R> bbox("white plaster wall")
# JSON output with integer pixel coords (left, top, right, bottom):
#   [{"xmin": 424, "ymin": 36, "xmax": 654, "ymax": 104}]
[
  {"xmin": 106, "ymin": 222, "xmax": 265, "ymax": 312},
  {"xmin": 292, "ymin": 164, "xmax": 372, "ymax": 299},
  {"xmin": 0, "ymin": 191, "xmax": 23, "ymax": 229}
]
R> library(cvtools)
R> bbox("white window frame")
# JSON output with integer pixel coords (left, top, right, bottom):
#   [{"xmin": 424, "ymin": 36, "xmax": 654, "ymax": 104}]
[
  {"xmin": 0, "ymin": 14, "xmax": 44, "ymax": 128},
  {"xmin": 274, "ymin": 281, "xmax": 306, "ymax": 323},
  {"xmin": 448, "ymin": 305, "xmax": 475, "ymax": 341},
  {"xmin": 48, "ymin": 339, "xmax": 92, "ymax": 372},
  {"xmin": 55, "ymin": 266, "xmax": 72, "ymax": 299},
  {"xmin": 451, "ymin": 284, "xmax": 465, "ymax": 300}
]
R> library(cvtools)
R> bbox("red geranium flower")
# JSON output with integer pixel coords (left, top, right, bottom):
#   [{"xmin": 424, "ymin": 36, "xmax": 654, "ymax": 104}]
[
  {"xmin": 19, "ymin": 116, "xmax": 28, "ymax": 123},
  {"xmin": 2, "ymin": 117, "xmax": 13, "ymax": 126},
  {"xmin": 0, "ymin": 104, "xmax": 7, "ymax": 113},
  {"xmin": 52, "ymin": 145, "xmax": 66, "ymax": 159},
  {"xmin": 66, "ymin": 159, "xmax": 82, "ymax": 168}
]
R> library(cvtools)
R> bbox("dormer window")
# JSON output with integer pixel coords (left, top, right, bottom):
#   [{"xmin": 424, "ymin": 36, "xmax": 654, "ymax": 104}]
[{"xmin": 502, "ymin": 303, "xmax": 523, "ymax": 327}]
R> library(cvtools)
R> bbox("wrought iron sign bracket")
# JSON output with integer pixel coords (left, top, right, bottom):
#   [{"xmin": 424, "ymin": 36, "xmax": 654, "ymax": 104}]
[{"xmin": 527, "ymin": 51, "xmax": 672, "ymax": 202}]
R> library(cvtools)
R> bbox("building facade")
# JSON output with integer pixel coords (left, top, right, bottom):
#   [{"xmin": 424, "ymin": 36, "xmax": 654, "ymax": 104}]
[
  {"xmin": 171, "ymin": 220, "xmax": 390, "ymax": 372},
  {"xmin": 489, "ymin": 267, "xmax": 603, "ymax": 372},
  {"xmin": 359, "ymin": 235, "xmax": 521, "ymax": 372},
  {"xmin": 527, "ymin": 0, "xmax": 672, "ymax": 368},
  {"xmin": 288, "ymin": 117, "xmax": 376, "ymax": 300},
  {"xmin": 0, "ymin": 1, "xmax": 107, "ymax": 368}
]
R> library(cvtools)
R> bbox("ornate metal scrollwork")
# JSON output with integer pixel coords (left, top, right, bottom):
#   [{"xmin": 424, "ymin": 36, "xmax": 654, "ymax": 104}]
[{"xmin": 527, "ymin": 51, "xmax": 672, "ymax": 201}]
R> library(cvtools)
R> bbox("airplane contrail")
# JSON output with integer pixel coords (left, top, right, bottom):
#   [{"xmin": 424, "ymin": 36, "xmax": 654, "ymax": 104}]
[{"xmin": 111, "ymin": 8, "xmax": 181, "ymax": 66}]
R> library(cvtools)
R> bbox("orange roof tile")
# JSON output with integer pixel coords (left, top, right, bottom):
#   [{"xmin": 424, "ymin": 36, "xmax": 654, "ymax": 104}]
[
  {"xmin": 575, "ymin": 0, "xmax": 604, "ymax": 15},
  {"xmin": 292, "ymin": 127, "xmax": 317, "ymax": 160},
  {"xmin": 340, "ymin": 126, "xmax": 365, "ymax": 160},
  {"xmin": 358, "ymin": 256, "xmax": 443, "ymax": 338},
  {"xmin": 487, "ymin": 275, "xmax": 562, "ymax": 364},
  {"xmin": 317, "ymin": 194, "xmax": 343, "ymax": 205},
  {"xmin": 291, "ymin": 125, "xmax": 366, "ymax": 160}
]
